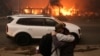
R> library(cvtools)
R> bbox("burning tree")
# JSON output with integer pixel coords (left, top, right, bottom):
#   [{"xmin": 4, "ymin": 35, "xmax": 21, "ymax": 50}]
[
  {"xmin": 42, "ymin": 0, "xmax": 62, "ymax": 15},
  {"xmin": 47, "ymin": 0, "xmax": 76, "ymax": 16},
  {"xmin": 49, "ymin": 0, "xmax": 63, "ymax": 16},
  {"xmin": 50, "ymin": 0, "xmax": 62, "ymax": 7}
]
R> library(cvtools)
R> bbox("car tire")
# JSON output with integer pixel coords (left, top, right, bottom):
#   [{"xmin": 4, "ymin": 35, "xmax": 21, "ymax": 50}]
[
  {"xmin": 15, "ymin": 33, "xmax": 32, "ymax": 46},
  {"xmin": 70, "ymin": 33, "xmax": 80, "ymax": 44}
]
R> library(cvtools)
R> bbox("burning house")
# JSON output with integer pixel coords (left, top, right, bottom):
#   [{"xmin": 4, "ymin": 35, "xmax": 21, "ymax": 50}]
[
  {"xmin": 4, "ymin": 0, "xmax": 80, "ymax": 16},
  {"xmin": 21, "ymin": 0, "xmax": 78, "ymax": 16},
  {"xmin": 5, "ymin": 0, "xmax": 100, "ymax": 16}
]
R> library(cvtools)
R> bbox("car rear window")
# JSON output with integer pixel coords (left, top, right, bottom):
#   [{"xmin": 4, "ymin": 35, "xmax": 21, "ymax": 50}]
[
  {"xmin": 45, "ymin": 19, "xmax": 58, "ymax": 26},
  {"xmin": 7, "ymin": 17, "xmax": 14, "ymax": 23},
  {"xmin": 17, "ymin": 18, "xmax": 45, "ymax": 26}
]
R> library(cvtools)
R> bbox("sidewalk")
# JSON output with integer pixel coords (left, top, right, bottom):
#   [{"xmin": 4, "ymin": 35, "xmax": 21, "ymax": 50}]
[
  {"xmin": 0, "ymin": 45, "xmax": 100, "ymax": 56},
  {"xmin": 75, "ymin": 49, "xmax": 100, "ymax": 56}
]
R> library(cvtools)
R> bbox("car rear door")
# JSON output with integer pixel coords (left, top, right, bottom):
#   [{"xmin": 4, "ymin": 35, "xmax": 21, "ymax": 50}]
[{"xmin": 30, "ymin": 18, "xmax": 57, "ymax": 39}]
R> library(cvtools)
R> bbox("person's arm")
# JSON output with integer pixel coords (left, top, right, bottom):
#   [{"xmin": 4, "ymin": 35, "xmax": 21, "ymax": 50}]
[{"xmin": 56, "ymin": 33, "xmax": 75, "ymax": 42}]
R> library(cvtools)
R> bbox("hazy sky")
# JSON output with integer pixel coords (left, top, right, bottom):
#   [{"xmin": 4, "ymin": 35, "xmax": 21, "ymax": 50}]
[
  {"xmin": 5, "ymin": 0, "xmax": 100, "ymax": 11},
  {"xmin": 6, "ymin": 0, "xmax": 78, "ymax": 9}
]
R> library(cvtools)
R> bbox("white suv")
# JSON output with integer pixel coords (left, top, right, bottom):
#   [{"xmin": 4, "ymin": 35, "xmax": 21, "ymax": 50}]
[{"xmin": 6, "ymin": 14, "xmax": 81, "ymax": 45}]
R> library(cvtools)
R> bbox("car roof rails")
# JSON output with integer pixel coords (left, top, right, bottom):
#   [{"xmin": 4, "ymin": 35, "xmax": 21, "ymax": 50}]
[{"xmin": 7, "ymin": 14, "xmax": 52, "ymax": 18}]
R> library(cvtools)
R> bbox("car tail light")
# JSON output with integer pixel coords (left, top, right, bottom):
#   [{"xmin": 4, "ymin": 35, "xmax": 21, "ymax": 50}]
[{"xmin": 78, "ymin": 29, "xmax": 81, "ymax": 34}]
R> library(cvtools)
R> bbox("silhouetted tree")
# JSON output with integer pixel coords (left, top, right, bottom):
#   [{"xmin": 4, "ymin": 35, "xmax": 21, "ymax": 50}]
[{"xmin": 50, "ymin": 0, "xmax": 62, "ymax": 7}]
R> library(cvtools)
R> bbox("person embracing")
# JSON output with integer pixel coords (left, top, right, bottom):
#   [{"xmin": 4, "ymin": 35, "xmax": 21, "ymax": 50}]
[{"xmin": 51, "ymin": 23, "xmax": 80, "ymax": 56}]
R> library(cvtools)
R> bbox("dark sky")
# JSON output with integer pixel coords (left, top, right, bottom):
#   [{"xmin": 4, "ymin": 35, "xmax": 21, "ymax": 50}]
[{"xmin": 75, "ymin": 0, "xmax": 100, "ymax": 11}]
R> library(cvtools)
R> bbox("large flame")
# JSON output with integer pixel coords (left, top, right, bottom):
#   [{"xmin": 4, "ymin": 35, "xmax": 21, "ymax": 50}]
[
  {"xmin": 24, "ymin": 8, "xmax": 32, "ymax": 14},
  {"xmin": 23, "ymin": 6, "xmax": 77, "ymax": 16},
  {"xmin": 23, "ymin": 7, "xmax": 42, "ymax": 14},
  {"xmin": 60, "ymin": 7, "xmax": 72, "ymax": 16},
  {"xmin": 51, "ymin": 7, "xmax": 76, "ymax": 16}
]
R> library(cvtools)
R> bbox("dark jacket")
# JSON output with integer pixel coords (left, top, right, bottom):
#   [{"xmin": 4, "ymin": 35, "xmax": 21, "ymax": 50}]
[{"xmin": 60, "ymin": 42, "xmax": 75, "ymax": 56}]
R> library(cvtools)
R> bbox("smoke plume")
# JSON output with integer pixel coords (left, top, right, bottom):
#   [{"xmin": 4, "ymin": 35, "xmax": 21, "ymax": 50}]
[{"xmin": 50, "ymin": 0, "xmax": 62, "ymax": 7}]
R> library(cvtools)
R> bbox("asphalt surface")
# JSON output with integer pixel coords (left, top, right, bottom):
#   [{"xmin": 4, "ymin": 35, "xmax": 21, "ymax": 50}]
[
  {"xmin": 0, "ymin": 16, "xmax": 100, "ymax": 45},
  {"xmin": 59, "ymin": 16, "xmax": 100, "ymax": 44},
  {"xmin": 0, "ymin": 16, "xmax": 100, "ymax": 56}
]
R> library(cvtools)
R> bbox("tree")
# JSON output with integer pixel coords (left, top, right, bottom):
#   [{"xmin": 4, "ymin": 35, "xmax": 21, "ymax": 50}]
[{"xmin": 50, "ymin": 0, "xmax": 62, "ymax": 7}]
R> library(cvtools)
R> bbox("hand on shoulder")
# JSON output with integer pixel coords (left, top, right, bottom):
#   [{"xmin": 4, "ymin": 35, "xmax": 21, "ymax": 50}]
[{"xmin": 51, "ymin": 31, "xmax": 57, "ymax": 36}]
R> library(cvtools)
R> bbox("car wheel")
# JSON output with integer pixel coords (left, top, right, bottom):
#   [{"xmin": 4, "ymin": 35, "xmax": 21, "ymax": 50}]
[{"xmin": 15, "ymin": 34, "xmax": 32, "ymax": 46}]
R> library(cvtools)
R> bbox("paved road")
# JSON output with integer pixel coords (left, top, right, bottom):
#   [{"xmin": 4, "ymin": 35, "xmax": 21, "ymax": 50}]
[
  {"xmin": 60, "ymin": 16, "xmax": 100, "ymax": 44},
  {"xmin": 71, "ymin": 18, "xmax": 100, "ymax": 44},
  {"xmin": 0, "ymin": 17, "xmax": 100, "ymax": 46},
  {"xmin": 0, "ymin": 17, "xmax": 100, "ymax": 56},
  {"xmin": 0, "ymin": 45, "xmax": 99, "ymax": 56}
]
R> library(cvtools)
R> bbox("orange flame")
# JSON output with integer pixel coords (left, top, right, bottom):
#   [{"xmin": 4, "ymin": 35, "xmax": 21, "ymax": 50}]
[
  {"xmin": 24, "ymin": 9, "xmax": 30, "ymax": 14},
  {"xmin": 23, "ymin": 6, "xmax": 77, "ymax": 16},
  {"xmin": 51, "ymin": 7, "xmax": 76, "ymax": 16},
  {"xmin": 60, "ymin": 7, "xmax": 72, "ymax": 16}
]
